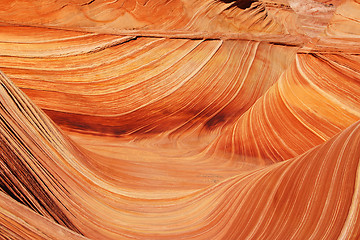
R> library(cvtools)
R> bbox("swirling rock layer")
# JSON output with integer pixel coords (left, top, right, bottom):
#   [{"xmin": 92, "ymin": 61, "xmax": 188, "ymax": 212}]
[{"xmin": 0, "ymin": 0, "xmax": 359, "ymax": 239}]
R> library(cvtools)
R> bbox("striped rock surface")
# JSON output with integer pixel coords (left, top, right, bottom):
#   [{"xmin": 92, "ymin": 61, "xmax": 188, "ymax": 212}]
[{"xmin": 0, "ymin": 0, "xmax": 359, "ymax": 239}]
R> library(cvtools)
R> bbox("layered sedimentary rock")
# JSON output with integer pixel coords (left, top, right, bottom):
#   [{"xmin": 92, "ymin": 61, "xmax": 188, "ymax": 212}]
[
  {"xmin": 0, "ymin": 0, "xmax": 359, "ymax": 239},
  {"xmin": 324, "ymin": 0, "xmax": 360, "ymax": 36},
  {"xmin": 0, "ymin": 0, "xmax": 286, "ymax": 35}
]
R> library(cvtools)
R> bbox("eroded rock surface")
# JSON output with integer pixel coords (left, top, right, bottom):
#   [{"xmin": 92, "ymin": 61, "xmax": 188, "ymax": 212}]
[{"xmin": 0, "ymin": 0, "xmax": 359, "ymax": 239}]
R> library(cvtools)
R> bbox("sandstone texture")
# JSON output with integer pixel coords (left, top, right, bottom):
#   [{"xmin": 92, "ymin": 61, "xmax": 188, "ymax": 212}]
[{"xmin": 0, "ymin": 0, "xmax": 359, "ymax": 239}]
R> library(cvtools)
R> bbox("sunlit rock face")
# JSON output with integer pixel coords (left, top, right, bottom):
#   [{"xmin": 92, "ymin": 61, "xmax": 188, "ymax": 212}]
[{"xmin": 0, "ymin": 0, "xmax": 359, "ymax": 239}]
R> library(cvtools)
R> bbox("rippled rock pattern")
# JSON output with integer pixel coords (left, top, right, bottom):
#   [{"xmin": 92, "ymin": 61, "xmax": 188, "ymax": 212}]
[{"xmin": 0, "ymin": 0, "xmax": 359, "ymax": 239}]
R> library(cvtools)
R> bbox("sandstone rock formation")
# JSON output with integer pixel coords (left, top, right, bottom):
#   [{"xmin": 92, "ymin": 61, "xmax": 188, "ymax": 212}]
[{"xmin": 0, "ymin": 0, "xmax": 359, "ymax": 239}]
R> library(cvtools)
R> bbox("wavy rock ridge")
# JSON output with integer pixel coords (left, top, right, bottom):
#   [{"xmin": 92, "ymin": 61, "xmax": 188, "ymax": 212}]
[{"xmin": 0, "ymin": 0, "xmax": 359, "ymax": 239}]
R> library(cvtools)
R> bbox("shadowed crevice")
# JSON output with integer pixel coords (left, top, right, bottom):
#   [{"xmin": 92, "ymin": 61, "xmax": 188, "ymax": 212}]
[{"xmin": 218, "ymin": 0, "xmax": 258, "ymax": 9}]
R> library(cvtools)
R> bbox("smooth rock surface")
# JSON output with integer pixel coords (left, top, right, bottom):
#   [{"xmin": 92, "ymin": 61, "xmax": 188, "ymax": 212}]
[{"xmin": 0, "ymin": 0, "xmax": 359, "ymax": 239}]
